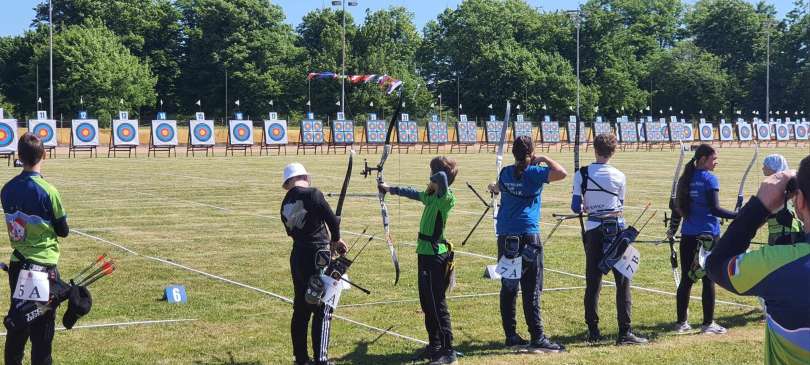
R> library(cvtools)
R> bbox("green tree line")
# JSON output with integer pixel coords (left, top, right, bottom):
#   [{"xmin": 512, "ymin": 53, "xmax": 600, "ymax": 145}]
[{"xmin": 0, "ymin": 0, "xmax": 807, "ymax": 125}]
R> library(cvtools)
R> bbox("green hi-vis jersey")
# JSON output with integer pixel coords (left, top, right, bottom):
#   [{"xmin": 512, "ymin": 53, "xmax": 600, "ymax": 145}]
[
  {"xmin": 415, "ymin": 189, "xmax": 457, "ymax": 255},
  {"xmin": 2, "ymin": 172, "xmax": 67, "ymax": 265},
  {"xmin": 767, "ymin": 205, "xmax": 803, "ymax": 245}
]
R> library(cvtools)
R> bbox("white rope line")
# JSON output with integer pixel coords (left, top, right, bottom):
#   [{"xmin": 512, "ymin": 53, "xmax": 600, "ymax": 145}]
[
  {"xmin": 70, "ymin": 229, "xmax": 427, "ymax": 346},
  {"xmin": 113, "ymin": 191, "xmax": 756, "ymax": 310},
  {"xmin": 340, "ymin": 286, "xmax": 590, "ymax": 309},
  {"xmin": 0, "ymin": 318, "xmax": 198, "ymax": 336}
]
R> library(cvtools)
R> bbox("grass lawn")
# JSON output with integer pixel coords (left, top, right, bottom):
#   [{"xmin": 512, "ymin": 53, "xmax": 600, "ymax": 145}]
[{"xmin": 0, "ymin": 143, "xmax": 802, "ymax": 364}]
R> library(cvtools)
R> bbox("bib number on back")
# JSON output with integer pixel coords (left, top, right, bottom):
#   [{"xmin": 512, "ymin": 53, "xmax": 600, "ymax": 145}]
[
  {"xmin": 496, "ymin": 256, "xmax": 522, "ymax": 280},
  {"xmin": 13, "ymin": 270, "xmax": 50, "ymax": 302}
]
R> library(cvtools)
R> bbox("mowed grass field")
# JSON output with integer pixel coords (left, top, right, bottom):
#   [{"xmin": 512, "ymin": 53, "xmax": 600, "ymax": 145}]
[{"xmin": 0, "ymin": 143, "xmax": 805, "ymax": 364}]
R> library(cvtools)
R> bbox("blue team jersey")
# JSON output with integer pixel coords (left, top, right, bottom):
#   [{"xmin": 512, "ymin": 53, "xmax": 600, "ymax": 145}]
[
  {"xmin": 682, "ymin": 169, "xmax": 720, "ymax": 236},
  {"xmin": 496, "ymin": 165, "xmax": 549, "ymax": 235}
]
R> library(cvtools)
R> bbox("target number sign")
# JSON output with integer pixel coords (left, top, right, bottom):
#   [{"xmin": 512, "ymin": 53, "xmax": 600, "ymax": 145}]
[
  {"xmin": 151, "ymin": 120, "xmax": 178, "ymax": 146},
  {"xmin": 71, "ymin": 119, "xmax": 99, "ymax": 146},
  {"xmin": 229, "ymin": 120, "xmax": 254, "ymax": 145},
  {"xmin": 264, "ymin": 119, "xmax": 288, "ymax": 145},
  {"xmin": 0, "ymin": 119, "xmax": 18, "ymax": 152},
  {"xmin": 164, "ymin": 285, "xmax": 187, "ymax": 304}
]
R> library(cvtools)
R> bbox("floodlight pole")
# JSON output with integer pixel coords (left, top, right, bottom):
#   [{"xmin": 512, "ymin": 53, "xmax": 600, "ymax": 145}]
[{"xmin": 765, "ymin": 20, "xmax": 771, "ymax": 122}]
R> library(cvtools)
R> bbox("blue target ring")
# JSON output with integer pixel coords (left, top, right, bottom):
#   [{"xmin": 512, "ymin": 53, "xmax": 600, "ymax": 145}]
[
  {"xmin": 76, "ymin": 123, "xmax": 96, "ymax": 143},
  {"xmin": 156, "ymin": 123, "xmax": 175, "ymax": 143},
  {"xmin": 116, "ymin": 123, "xmax": 137, "ymax": 143},
  {"xmin": 193, "ymin": 123, "xmax": 213, "ymax": 142},
  {"xmin": 0, "ymin": 123, "xmax": 14, "ymax": 147},
  {"xmin": 268, "ymin": 122, "xmax": 285, "ymax": 142},
  {"xmin": 33, "ymin": 123, "xmax": 54, "ymax": 143},
  {"xmin": 233, "ymin": 123, "xmax": 251, "ymax": 142}
]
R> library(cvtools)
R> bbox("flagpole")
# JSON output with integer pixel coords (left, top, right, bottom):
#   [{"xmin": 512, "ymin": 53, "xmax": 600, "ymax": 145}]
[{"xmin": 49, "ymin": 0, "xmax": 53, "ymax": 120}]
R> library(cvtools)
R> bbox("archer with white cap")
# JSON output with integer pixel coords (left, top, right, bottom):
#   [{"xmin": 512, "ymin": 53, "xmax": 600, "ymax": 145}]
[
  {"xmin": 280, "ymin": 162, "xmax": 347, "ymax": 365},
  {"xmin": 762, "ymin": 154, "xmax": 803, "ymax": 245}
]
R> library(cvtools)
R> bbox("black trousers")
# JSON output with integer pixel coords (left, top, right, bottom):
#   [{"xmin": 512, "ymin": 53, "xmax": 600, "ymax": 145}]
[
  {"xmin": 583, "ymin": 228, "xmax": 632, "ymax": 334},
  {"xmin": 497, "ymin": 234, "xmax": 545, "ymax": 341},
  {"xmin": 5, "ymin": 262, "xmax": 56, "ymax": 365},
  {"xmin": 290, "ymin": 245, "xmax": 334, "ymax": 365},
  {"xmin": 418, "ymin": 253, "xmax": 454, "ymax": 353},
  {"xmin": 676, "ymin": 235, "xmax": 716, "ymax": 325}
]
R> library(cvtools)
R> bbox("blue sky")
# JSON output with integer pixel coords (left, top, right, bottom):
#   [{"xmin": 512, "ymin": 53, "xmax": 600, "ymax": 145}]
[{"xmin": 0, "ymin": 0, "xmax": 798, "ymax": 37}]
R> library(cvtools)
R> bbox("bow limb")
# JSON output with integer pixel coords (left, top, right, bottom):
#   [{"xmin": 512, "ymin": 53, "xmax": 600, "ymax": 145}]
[
  {"xmin": 735, "ymin": 144, "xmax": 759, "ymax": 212},
  {"xmin": 573, "ymin": 116, "xmax": 585, "ymax": 239},
  {"xmin": 376, "ymin": 88, "xmax": 403, "ymax": 285}
]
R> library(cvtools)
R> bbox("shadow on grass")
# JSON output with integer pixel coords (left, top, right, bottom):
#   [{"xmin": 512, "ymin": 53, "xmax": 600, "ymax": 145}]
[{"xmin": 193, "ymin": 351, "xmax": 262, "ymax": 365}]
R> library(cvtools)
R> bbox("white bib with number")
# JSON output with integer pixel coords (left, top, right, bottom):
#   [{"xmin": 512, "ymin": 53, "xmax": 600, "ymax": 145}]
[
  {"xmin": 13, "ymin": 270, "xmax": 50, "ymax": 302},
  {"xmin": 614, "ymin": 245, "xmax": 640, "ymax": 280},
  {"xmin": 496, "ymin": 256, "xmax": 522, "ymax": 280},
  {"xmin": 321, "ymin": 274, "xmax": 345, "ymax": 309}
]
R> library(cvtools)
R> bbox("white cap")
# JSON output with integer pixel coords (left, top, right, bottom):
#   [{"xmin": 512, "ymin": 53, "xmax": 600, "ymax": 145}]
[
  {"xmin": 282, "ymin": 163, "xmax": 308, "ymax": 187},
  {"xmin": 763, "ymin": 154, "xmax": 789, "ymax": 173}
]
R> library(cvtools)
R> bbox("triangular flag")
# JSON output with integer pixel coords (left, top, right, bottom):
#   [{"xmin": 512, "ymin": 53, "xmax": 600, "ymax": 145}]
[
  {"xmin": 542, "ymin": 104, "xmax": 547, "ymax": 110},
  {"xmin": 369, "ymin": 101, "xmax": 374, "ymax": 107},
  {"xmin": 37, "ymin": 97, "xmax": 42, "ymax": 103},
  {"xmin": 306, "ymin": 100, "xmax": 311, "ymax": 106},
  {"xmin": 269, "ymin": 100, "xmax": 274, "ymax": 106},
  {"xmin": 235, "ymin": 99, "xmax": 240, "ymax": 106},
  {"xmin": 700, "ymin": 110, "xmax": 703, "ymax": 114},
  {"xmin": 195, "ymin": 100, "xmax": 201, "ymax": 106},
  {"xmin": 459, "ymin": 104, "xmax": 462, "ymax": 110},
  {"xmin": 80, "ymin": 96, "xmax": 84, "ymax": 105},
  {"xmin": 430, "ymin": 103, "xmax": 435, "ymax": 108},
  {"xmin": 669, "ymin": 106, "xmax": 673, "ymax": 111},
  {"xmin": 402, "ymin": 102, "xmax": 405, "ymax": 108},
  {"xmin": 160, "ymin": 99, "xmax": 164, "ymax": 106},
  {"xmin": 120, "ymin": 98, "xmax": 124, "ymax": 105},
  {"xmin": 335, "ymin": 100, "xmax": 341, "ymax": 106},
  {"xmin": 488, "ymin": 104, "xmax": 493, "ymax": 109}
]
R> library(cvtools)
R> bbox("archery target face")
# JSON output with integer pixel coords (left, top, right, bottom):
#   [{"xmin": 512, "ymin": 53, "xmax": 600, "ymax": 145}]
[
  {"xmin": 428, "ymin": 121, "xmax": 448, "ymax": 143},
  {"xmin": 680, "ymin": 124, "xmax": 694, "ymax": 141},
  {"xmin": 486, "ymin": 121, "xmax": 505, "ymax": 143},
  {"xmin": 113, "ymin": 120, "xmax": 139, "ymax": 146},
  {"xmin": 567, "ymin": 122, "xmax": 586, "ymax": 142},
  {"xmin": 365, "ymin": 120, "xmax": 386, "ymax": 144},
  {"xmin": 331, "ymin": 120, "xmax": 354, "ymax": 144},
  {"xmin": 229, "ymin": 120, "xmax": 254, "ymax": 145},
  {"xmin": 594, "ymin": 122, "xmax": 612, "ymax": 137},
  {"xmin": 737, "ymin": 124, "xmax": 752, "ymax": 141},
  {"xmin": 0, "ymin": 119, "xmax": 18, "ymax": 152},
  {"xmin": 619, "ymin": 122, "xmax": 637, "ymax": 142},
  {"xmin": 151, "ymin": 120, "xmax": 178, "ymax": 146},
  {"xmin": 776, "ymin": 124, "xmax": 790, "ymax": 141},
  {"xmin": 263, "ymin": 120, "xmax": 287, "ymax": 145},
  {"xmin": 515, "ymin": 122, "xmax": 533, "ymax": 138},
  {"xmin": 700, "ymin": 124, "xmax": 714, "ymax": 141},
  {"xmin": 756, "ymin": 124, "xmax": 771, "ymax": 140},
  {"xmin": 28, "ymin": 120, "xmax": 57, "ymax": 146},
  {"xmin": 301, "ymin": 119, "xmax": 324, "ymax": 144},
  {"xmin": 796, "ymin": 123, "xmax": 809, "ymax": 140},
  {"xmin": 72, "ymin": 119, "xmax": 99, "ymax": 146},
  {"xmin": 457, "ymin": 121, "xmax": 477, "ymax": 143},
  {"xmin": 189, "ymin": 120, "xmax": 215, "ymax": 146},
  {"xmin": 542, "ymin": 122, "xmax": 560, "ymax": 143}
]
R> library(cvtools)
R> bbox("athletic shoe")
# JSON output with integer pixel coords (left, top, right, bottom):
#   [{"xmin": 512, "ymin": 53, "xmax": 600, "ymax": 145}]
[
  {"xmin": 586, "ymin": 329, "xmax": 604, "ymax": 344},
  {"xmin": 616, "ymin": 331, "xmax": 648, "ymax": 345},
  {"xmin": 526, "ymin": 336, "xmax": 566, "ymax": 353},
  {"xmin": 428, "ymin": 350, "xmax": 458, "ymax": 365},
  {"xmin": 505, "ymin": 334, "xmax": 529, "ymax": 348},
  {"xmin": 673, "ymin": 321, "xmax": 693, "ymax": 334},
  {"xmin": 415, "ymin": 346, "xmax": 439, "ymax": 361},
  {"xmin": 701, "ymin": 322, "xmax": 727, "ymax": 335}
]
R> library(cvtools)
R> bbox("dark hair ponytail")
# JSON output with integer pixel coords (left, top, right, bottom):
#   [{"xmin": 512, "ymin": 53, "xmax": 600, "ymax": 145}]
[
  {"xmin": 676, "ymin": 143, "xmax": 716, "ymax": 218},
  {"xmin": 512, "ymin": 135, "xmax": 534, "ymax": 179}
]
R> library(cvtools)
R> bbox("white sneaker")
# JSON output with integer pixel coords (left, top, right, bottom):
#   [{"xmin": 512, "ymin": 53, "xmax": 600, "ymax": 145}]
[
  {"xmin": 701, "ymin": 322, "xmax": 727, "ymax": 335},
  {"xmin": 673, "ymin": 322, "xmax": 693, "ymax": 334}
]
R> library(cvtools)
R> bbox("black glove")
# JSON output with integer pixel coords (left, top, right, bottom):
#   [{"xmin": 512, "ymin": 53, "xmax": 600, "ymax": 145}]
[{"xmin": 63, "ymin": 285, "xmax": 92, "ymax": 330}]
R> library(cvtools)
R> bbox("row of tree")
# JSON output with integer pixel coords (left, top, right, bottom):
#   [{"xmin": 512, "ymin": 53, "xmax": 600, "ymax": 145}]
[{"xmin": 0, "ymin": 0, "xmax": 807, "ymax": 125}]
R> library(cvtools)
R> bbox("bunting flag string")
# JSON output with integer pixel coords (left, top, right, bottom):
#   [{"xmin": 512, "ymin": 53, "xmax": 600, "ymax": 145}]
[{"xmin": 307, "ymin": 71, "xmax": 403, "ymax": 94}]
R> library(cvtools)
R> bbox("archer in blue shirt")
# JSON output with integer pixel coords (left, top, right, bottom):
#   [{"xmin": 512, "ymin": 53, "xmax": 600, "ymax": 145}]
[
  {"xmin": 487, "ymin": 135, "xmax": 567, "ymax": 353},
  {"xmin": 673, "ymin": 144, "xmax": 736, "ymax": 335}
]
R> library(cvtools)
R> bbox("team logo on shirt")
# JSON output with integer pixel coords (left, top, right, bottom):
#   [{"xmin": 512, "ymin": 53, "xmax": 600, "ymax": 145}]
[
  {"xmin": 282, "ymin": 200, "xmax": 307, "ymax": 230},
  {"xmin": 727, "ymin": 253, "xmax": 744, "ymax": 277},
  {"xmin": 7, "ymin": 218, "xmax": 26, "ymax": 242}
]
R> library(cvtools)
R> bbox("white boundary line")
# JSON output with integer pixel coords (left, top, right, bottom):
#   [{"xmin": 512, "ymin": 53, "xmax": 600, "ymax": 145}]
[
  {"xmin": 0, "ymin": 318, "xmax": 198, "ymax": 336},
  {"xmin": 70, "ymin": 229, "xmax": 428, "ymax": 346}
]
